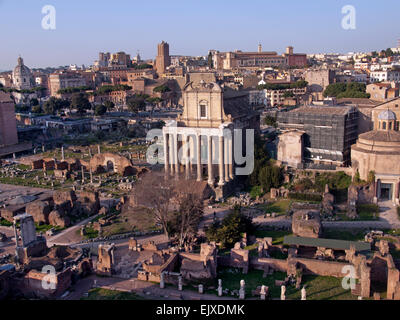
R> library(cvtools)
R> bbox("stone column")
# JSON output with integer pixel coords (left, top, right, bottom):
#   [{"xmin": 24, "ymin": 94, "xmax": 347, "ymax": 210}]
[
  {"xmin": 260, "ymin": 285, "xmax": 266, "ymax": 300},
  {"xmin": 184, "ymin": 135, "xmax": 190, "ymax": 179},
  {"xmin": 163, "ymin": 133, "xmax": 169, "ymax": 176},
  {"xmin": 218, "ymin": 135, "xmax": 225, "ymax": 186},
  {"xmin": 81, "ymin": 166, "xmax": 85, "ymax": 183},
  {"xmin": 239, "ymin": 280, "xmax": 245, "ymax": 300},
  {"xmin": 229, "ymin": 132, "xmax": 234, "ymax": 180},
  {"xmin": 174, "ymin": 133, "xmax": 179, "ymax": 177},
  {"xmin": 207, "ymin": 135, "xmax": 214, "ymax": 186},
  {"xmin": 160, "ymin": 272, "xmax": 165, "ymax": 289},
  {"xmin": 218, "ymin": 279, "xmax": 223, "ymax": 297},
  {"xmin": 169, "ymin": 131, "xmax": 174, "ymax": 175},
  {"xmin": 178, "ymin": 276, "xmax": 183, "ymax": 291},
  {"xmin": 13, "ymin": 221, "xmax": 19, "ymax": 248},
  {"xmin": 224, "ymin": 133, "xmax": 230, "ymax": 183},
  {"xmin": 281, "ymin": 285, "xmax": 286, "ymax": 300},
  {"xmin": 197, "ymin": 135, "xmax": 202, "ymax": 182},
  {"xmin": 373, "ymin": 179, "xmax": 379, "ymax": 204}
]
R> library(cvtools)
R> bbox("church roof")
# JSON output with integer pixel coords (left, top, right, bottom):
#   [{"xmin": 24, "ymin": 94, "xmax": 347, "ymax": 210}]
[
  {"xmin": 378, "ymin": 109, "xmax": 396, "ymax": 120},
  {"xmin": 359, "ymin": 130, "xmax": 400, "ymax": 142},
  {"xmin": 13, "ymin": 57, "xmax": 31, "ymax": 78}
]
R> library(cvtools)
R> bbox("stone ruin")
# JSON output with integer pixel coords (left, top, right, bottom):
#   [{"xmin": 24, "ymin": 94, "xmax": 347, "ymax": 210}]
[
  {"xmin": 291, "ymin": 210, "xmax": 322, "ymax": 238},
  {"xmin": 14, "ymin": 213, "xmax": 47, "ymax": 264},
  {"xmin": 0, "ymin": 213, "xmax": 92, "ymax": 299},
  {"xmin": 347, "ymin": 183, "xmax": 375, "ymax": 219},
  {"xmin": 270, "ymin": 187, "xmax": 289, "ymax": 200},
  {"xmin": 229, "ymin": 241, "xmax": 250, "ymax": 274},
  {"xmin": 24, "ymin": 189, "xmax": 100, "ymax": 228},
  {"xmin": 179, "ymin": 243, "xmax": 218, "ymax": 284},
  {"xmin": 322, "ymin": 184, "xmax": 335, "ymax": 216},
  {"xmin": 96, "ymin": 243, "xmax": 115, "ymax": 276}
]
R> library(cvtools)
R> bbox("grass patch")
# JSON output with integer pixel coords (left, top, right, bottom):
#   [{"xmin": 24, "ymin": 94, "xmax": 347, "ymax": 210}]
[
  {"xmin": 0, "ymin": 219, "xmax": 13, "ymax": 227},
  {"xmin": 35, "ymin": 223, "xmax": 64, "ymax": 233},
  {"xmin": 286, "ymin": 275, "xmax": 356, "ymax": 300},
  {"xmin": 81, "ymin": 288, "xmax": 146, "ymax": 300},
  {"xmin": 217, "ymin": 268, "xmax": 286, "ymax": 298},
  {"xmin": 259, "ymin": 200, "xmax": 292, "ymax": 217},
  {"xmin": 357, "ymin": 204, "xmax": 379, "ymax": 221},
  {"xmin": 217, "ymin": 269, "xmax": 355, "ymax": 300}
]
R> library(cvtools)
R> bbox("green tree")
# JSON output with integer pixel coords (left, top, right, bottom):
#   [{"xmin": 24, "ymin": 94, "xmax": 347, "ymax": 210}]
[
  {"xmin": 354, "ymin": 170, "xmax": 361, "ymax": 184},
  {"xmin": 31, "ymin": 105, "xmax": 42, "ymax": 114},
  {"xmin": 71, "ymin": 93, "xmax": 91, "ymax": 115},
  {"xmin": 104, "ymin": 100, "xmax": 115, "ymax": 111},
  {"xmin": 264, "ymin": 115, "xmax": 277, "ymax": 127},
  {"xmin": 127, "ymin": 95, "xmax": 146, "ymax": 113},
  {"xmin": 95, "ymin": 104, "xmax": 107, "ymax": 116},
  {"xmin": 43, "ymin": 97, "xmax": 69, "ymax": 115},
  {"xmin": 386, "ymin": 48, "xmax": 394, "ymax": 57},
  {"xmin": 153, "ymin": 85, "xmax": 171, "ymax": 93},
  {"xmin": 205, "ymin": 209, "xmax": 254, "ymax": 249},
  {"xmin": 30, "ymin": 98, "xmax": 39, "ymax": 106},
  {"xmin": 323, "ymin": 82, "xmax": 370, "ymax": 98},
  {"xmin": 367, "ymin": 171, "xmax": 375, "ymax": 184}
]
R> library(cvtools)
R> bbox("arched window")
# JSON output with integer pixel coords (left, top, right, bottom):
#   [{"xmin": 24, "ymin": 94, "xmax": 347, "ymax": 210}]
[
  {"xmin": 383, "ymin": 122, "xmax": 387, "ymax": 130},
  {"xmin": 199, "ymin": 100, "xmax": 208, "ymax": 119}
]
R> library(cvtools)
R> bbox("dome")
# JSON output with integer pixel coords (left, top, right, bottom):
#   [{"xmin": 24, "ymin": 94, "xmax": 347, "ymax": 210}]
[
  {"xmin": 13, "ymin": 57, "xmax": 31, "ymax": 78},
  {"xmin": 378, "ymin": 110, "xmax": 396, "ymax": 121}
]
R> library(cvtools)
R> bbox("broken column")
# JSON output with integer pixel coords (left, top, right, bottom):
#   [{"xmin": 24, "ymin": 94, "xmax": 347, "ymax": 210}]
[
  {"xmin": 160, "ymin": 272, "xmax": 165, "ymax": 289},
  {"xmin": 301, "ymin": 287, "xmax": 307, "ymax": 300},
  {"xmin": 218, "ymin": 279, "xmax": 223, "ymax": 297},
  {"xmin": 178, "ymin": 276, "xmax": 183, "ymax": 291},
  {"xmin": 260, "ymin": 285, "xmax": 267, "ymax": 300},
  {"xmin": 239, "ymin": 280, "xmax": 245, "ymax": 300},
  {"xmin": 281, "ymin": 285, "xmax": 286, "ymax": 300}
]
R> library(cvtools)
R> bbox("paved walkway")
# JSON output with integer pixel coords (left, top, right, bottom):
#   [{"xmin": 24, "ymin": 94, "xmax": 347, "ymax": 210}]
[{"xmin": 377, "ymin": 200, "xmax": 400, "ymax": 228}]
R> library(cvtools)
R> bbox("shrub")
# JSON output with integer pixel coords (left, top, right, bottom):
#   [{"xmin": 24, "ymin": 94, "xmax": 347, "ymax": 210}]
[
  {"xmin": 250, "ymin": 186, "xmax": 263, "ymax": 199},
  {"xmin": 205, "ymin": 210, "xmax": 254, "ymax": 249}
]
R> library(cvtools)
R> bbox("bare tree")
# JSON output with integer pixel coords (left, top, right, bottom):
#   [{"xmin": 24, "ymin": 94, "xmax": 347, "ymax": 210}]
[
  {"xmin": 172, "ymin": 184, "xmax": 204, "ymax": 250},
  {"xmin": 134, "ymin": 172, "xmax": 177, "ymax": 239},
  {"xmin": 133, "ymin": 173, "xmax": 205, "ymax": 243}
]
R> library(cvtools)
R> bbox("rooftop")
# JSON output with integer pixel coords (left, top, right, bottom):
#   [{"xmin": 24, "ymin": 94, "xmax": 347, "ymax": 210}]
[
  {"xmin": 284, "ymin": 235, "xmax": 371, "ymax": 252},
  {"xmin": 359, "ymin": 129, "xmax": 400, "ymax": 142},
  {"xmin": 288, "ymin": 105, "xmax": 355, "ymax": 116}
]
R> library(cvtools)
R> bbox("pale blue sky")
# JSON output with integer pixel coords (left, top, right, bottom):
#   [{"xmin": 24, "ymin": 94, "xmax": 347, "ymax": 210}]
[{"xmin": 1, "ymin": 0, "xmax": 400, "ymax": 70}]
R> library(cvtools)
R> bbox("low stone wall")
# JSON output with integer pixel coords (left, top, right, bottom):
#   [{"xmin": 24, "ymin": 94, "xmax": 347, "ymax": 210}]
[
  {"xmin": 252, "ymin": 257, "xmax": 288, "ymax": 272},
  {"xmin": 294, "ymin": 257, "xmax": 350, "ymax": 278}
]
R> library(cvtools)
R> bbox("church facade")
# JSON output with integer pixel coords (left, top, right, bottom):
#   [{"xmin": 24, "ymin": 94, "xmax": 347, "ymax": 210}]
[{"xmin": 162, "ymin": 73, "xmax": 259, "ymax": 199}]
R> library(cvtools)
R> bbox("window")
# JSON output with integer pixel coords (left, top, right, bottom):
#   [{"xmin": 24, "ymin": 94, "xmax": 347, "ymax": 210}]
[
  {"xmin": 383, "ymin": 122, "xmax": 387, "ymax": 130},
  {"xmin": 200, "ymin": 104, "xmax": 207, "ymax": 119}
]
